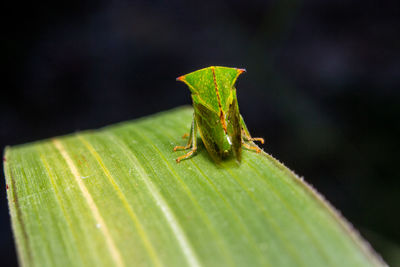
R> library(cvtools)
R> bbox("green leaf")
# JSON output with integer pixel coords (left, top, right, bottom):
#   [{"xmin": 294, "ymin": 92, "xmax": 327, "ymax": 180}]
[{"xmin": 3, "ymin": 106, "xmax": 385, "ymax": 267}]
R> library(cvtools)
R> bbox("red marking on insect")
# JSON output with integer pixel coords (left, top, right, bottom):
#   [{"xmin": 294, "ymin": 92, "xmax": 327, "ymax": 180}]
[
  {"xmin": 211, "ymin": 67, "xmax": 228, "ymax": 133},
  {"xmin": 6, "ymin": 184, "xmax": 9, "ymax": 190},
  {"xmin": 176, "ymin": 75, "xmax": 186, "ymax": 82},
  {"xmin": 219, "ymin": 110, "xmax": 228, "ymax": 134},
  {"xmin": 2, "ymin": 157, "xmax": 6, "ymax": 162},
  {"xmin": 237, "ymin": 68, "xmax": 246, "ymax": 74}
]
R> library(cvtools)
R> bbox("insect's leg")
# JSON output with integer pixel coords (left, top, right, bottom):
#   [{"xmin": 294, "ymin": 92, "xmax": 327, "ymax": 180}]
[
  {"xmin": 242, "ymin": 142, "xmax": 261, "ymax": 153},
  {"xmin": 176, "ymin": 117, "xmax": 198, "ymax": 163},
  {"xmin": 240, "ymin": 115, "xmax": 264, "ymax": 144},
  {"xmin": 174, "ymin": 117, "xmax": 194, "ymax": 151},
  {"xmin": 240, "ymin": 115, "xmax": 263, "ymax": 153}
]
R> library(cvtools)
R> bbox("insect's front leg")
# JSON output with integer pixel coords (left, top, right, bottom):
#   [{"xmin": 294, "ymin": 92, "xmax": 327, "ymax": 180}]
[
  {"xmin": 174, "ymin": 115, "xmax": 198, "ymax": 163},
  {"xmin": 240, "ymin": 115, "xmax": 264, "ymax": 153},
  {"xmin": 173, "ymin": 120, "xmax": 193, "ymax": 151}
]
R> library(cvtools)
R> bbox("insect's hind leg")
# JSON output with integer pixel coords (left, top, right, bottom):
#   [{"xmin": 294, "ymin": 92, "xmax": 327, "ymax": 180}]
[
  {"xmin": 240, "ymin": 115, "xmax": 264, "ymax": 144},
  {"xmin": 174, "ymin": 116, "xmax": 198, "ymax": 162},
  {"xmin": 242, "ymin": 131, "xmax": 265, "ymax": 144},
  {"xmin": 240, "ymin": 115, "xmax": 264, "ymax": 153}
]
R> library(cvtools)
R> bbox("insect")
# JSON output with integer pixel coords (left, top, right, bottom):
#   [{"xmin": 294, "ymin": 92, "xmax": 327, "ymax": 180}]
[{"xmin": 174, "ymin": 66, "xmax": 264, "ymax": 163}]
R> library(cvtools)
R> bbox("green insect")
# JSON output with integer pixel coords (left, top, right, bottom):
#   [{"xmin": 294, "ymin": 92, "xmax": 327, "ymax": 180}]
[{"xmin": 174, "ymin": 66, "xmax": 264, "ymax": 163}]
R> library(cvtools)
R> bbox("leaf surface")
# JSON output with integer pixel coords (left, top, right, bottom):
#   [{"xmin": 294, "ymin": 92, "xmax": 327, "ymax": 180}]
[{"xmin": 3, "ymin": 106, "xmax": 385, "ymax": 267}]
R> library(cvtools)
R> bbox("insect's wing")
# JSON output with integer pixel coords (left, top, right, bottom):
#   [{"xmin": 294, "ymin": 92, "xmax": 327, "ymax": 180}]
[
  {"xmin": 193, "ymin": 101, "xmax": 226, "ymax": 162},
  {"xmin": 226, "ymin": 89, "xmax": 242, "ymax": 162}
]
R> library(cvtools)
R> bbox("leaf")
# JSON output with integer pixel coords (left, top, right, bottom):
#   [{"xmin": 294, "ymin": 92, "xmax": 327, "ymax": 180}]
[{"xmin": 3, "ymin": 106, "xmax": 385, "ymax": 267}]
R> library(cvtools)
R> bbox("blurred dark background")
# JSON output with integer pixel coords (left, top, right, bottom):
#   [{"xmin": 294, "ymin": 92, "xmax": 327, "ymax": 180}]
[{"xmin": 2, "ymin": 0, "xmax": 399, "ymax": 266}]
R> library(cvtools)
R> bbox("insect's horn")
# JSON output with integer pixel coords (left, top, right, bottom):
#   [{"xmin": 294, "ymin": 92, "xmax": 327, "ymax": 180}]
[
  {"xmin": 176, "ymin": 75, "xmax": 185, "ymax": 81},
  {"xmin": 237, "ymin": 68, "xmax": 246, "ymax": 74}
]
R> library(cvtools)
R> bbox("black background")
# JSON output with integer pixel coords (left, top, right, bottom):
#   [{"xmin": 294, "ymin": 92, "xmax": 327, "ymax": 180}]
[{"xmin": 2, "ymin": 0, "xmax": 399, "ymax": 266}]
